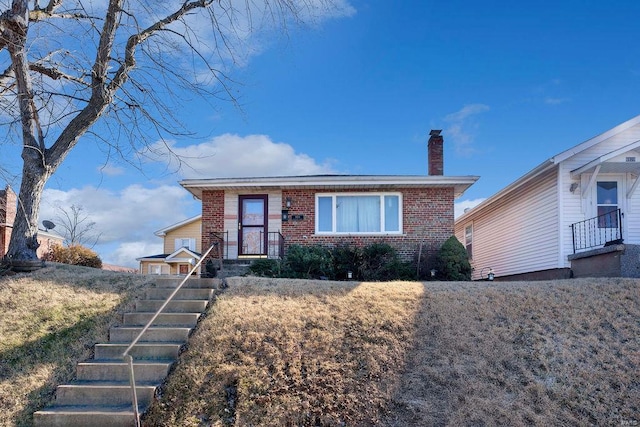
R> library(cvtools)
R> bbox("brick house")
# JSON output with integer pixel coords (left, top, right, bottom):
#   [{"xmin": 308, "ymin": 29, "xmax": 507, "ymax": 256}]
[
  {"xmin": 1, "ymin": 185, "xmax": 63, "ymax": 260},
  {"xmin": 176, "ymin": 131, "xmax": 478, "ymax": 267}
]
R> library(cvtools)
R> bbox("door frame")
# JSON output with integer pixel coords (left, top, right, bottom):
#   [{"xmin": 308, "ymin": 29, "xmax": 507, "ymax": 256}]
[
  {"xmin": 238, "ymin": 194, "xmax": 268, "ymax": 256},
  {"xmin": 591, "ymin": 175, "xmax": 625, "ymax": 241}
]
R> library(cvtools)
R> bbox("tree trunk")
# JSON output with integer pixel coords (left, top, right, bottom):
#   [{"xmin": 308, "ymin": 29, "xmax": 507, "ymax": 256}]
[{"xmin": 6, "ymin": 156, "xmax": 48, "ymax": 264}]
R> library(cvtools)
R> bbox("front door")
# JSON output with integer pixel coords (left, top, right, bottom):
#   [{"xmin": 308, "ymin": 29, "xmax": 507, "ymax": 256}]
[
  {"xmin": 238, "ymin": 195, "xmax": 268, "ymax": 256},
  {"xmin": 594, "ymin": 178, "xmax": 623, "ymax": 243}
]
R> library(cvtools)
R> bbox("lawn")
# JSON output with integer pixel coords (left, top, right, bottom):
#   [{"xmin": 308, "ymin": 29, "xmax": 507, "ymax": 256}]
[
  {"xmin": 1, "ymin": 266, "xmax": 638, "ymax": 426},
  {"xmin": 0, "ymin": 264, "xmax": 150, "ymax": 427},
  {"xmin": 144, "ymin": 276, "xmax": 639, "ymax": 426}
]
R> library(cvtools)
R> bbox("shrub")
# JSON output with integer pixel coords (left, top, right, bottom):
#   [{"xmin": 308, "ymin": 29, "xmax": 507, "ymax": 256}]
[
  {"xmin": 434, "ymin": 236, "xmax": 471, "ymax": 281},
  {"xmin": 248, "ymin": 259, "xmax": 281, "ymax": 278},
  {"xmin": 283, "ymin": 244, "xmax": 333, "ymax": 279},
  {"xmin": 201, "ymin": 258, "xmax": 218, "ymax": 278},
  {"xmin": 48, "ymin": 244, "xmax": 103, "ymax": 269},
  {"xmin": 360, "ymin": 242, "xmax": 402, "ymax": 282},
  {"xmin": 331, "ymin": 244, "xmax": 362, "ymax": 281}
]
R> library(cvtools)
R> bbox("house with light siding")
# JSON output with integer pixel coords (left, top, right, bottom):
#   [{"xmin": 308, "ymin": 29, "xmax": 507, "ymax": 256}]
[
  {"xmin": 455, "ymin": 115, "xmax": 640, "ymax": 280},
  {"xmin": 137, "ymin": 215, "xmax": 203, "ymax": 275},
  {"xmin": 141, "ymin": 131, "xmax": 478, "ymax": 274}
]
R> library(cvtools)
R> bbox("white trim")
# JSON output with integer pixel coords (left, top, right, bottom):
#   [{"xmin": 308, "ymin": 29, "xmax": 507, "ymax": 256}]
[
  {"xmin": 315, "ymin": 192, "xmax": 403, "ymax": 235},
  {"xmin": 582, "ymin": 164, "xmax": 601, "ymax": 199},
  {"xmin": 180, "ymin": 175, "xmax": 479, "ymax": 200},
  {"xmin": 627, "ymin": 175, "xmax": 640, "ymax": 199},
  {"xmin": 570, "ymin": 138, "xmax": 640, "ymax": 178},
  {"xmin": 553, "ymin": 115, "xmax": 640, "ymax": 163}
]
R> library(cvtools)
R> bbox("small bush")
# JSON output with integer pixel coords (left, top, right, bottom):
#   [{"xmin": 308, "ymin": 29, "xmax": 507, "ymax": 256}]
[
  {"xmin": 48, "ymin": 244, "xmax": 103, "ymax": 269},
  {"xmin": 283, "ymin": 244, "xmax": 333, "ymax": 279},
  {"xmin": 249, "ymin": 259, "xmax": 281, "ymax": 278},
  {"xmin": 201, "ymin": 259, "xmax": 218, "ymax": 278},
  {"xmin": 360, "ymin": 242, "xmax": 402, "ymax": 282},
  {"xmin": 331, "ymin": 244, "xmax": 362, "ymax": 281},
  {"xmin": 434, "ymin": 236, "xmax": 471, "ymax": 281}
]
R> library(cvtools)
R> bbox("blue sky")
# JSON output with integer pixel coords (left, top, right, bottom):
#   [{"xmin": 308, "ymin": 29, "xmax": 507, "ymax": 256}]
[{"xmin": 4, "ymin": 1, "xmax": 640, "ymax": 267}]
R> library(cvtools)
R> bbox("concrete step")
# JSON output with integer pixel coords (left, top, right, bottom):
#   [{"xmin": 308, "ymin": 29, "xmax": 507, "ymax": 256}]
[
  {"xmin": 53, "ymin": 381, "xmax": 157, "ymax": 407},
  {"xmin": 33, "ymin": 405, "xmax": 137, "ymax": 427},
  {"xmin": 110, "ymin": 326, "xmax": 192, "ymax": 343},
  {"xmin": 153, "ymin": 277, "xmax": 220, "ymax": 289},
  {"xmin": 94, "ymin": 342, "xmax": 183, "ymax": 361},
  {"xmin": 135, "ymin": 299, "xmax": 208, "ymax": 313},
  {"xmin": 122, "ymin": 312, "xmax": 200, "ymax": 327},
  {"xmin": 144, "ymin": 287, "xmax": 214, "ymax": 301},
  {"xmin": 76, "ymin": 361, "xmax": 171, "ymax": 383}
]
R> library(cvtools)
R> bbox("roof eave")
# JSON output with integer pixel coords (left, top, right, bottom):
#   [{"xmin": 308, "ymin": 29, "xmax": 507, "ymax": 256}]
[
  {"xmin": 180, "ymin": 175, "xmax": 480, "ymax": 200},
  {"xmin": 455, "ymin": 159, "xmax": 556, "ymax": 223}
]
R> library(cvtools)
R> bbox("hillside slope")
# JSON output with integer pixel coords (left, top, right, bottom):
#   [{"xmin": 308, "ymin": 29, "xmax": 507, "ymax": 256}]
[{"xmin": 144, "ymin": 277, "xmax": 639, "ymax": 426}]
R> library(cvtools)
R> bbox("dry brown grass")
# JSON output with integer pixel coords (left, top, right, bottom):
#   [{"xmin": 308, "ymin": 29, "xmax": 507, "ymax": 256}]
[
  {"xmin": 144, "ymin": 277, "xmax": 639, "ymax": 427},
  {"xmin": 0, "ymin": 263, "xmax": 150, "ymax": 427}
]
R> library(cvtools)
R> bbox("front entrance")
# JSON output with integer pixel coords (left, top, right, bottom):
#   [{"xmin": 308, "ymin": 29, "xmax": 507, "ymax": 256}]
[
  {"xmin": 593, "ymin": 177, "xmax": 624, "ymax": 243},
  {"xmin": 238, "ymin": 195, "xmax": 268, "ymax": 256}
]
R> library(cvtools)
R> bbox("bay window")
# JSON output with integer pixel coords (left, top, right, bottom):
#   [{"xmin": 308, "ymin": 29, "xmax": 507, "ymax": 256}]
[{"xmin": 316, "ymin": 193, "xmax": 402, "ymax": 234}]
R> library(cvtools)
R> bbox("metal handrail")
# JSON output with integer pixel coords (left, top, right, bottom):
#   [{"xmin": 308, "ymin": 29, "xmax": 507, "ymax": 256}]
[
  {"xmin": 122, "ymin": 243, "xmax": 216, "ymax": 427},
  {"xmin": 571, "ymin": 208, "xmax": 623, "ymax": 253}
]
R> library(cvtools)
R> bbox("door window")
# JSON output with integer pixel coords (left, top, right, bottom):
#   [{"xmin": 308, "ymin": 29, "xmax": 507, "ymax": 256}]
[
  {"xmin": 239, "ymin": 195, "xmax": 267, "ymax": 255},
  {"xmin": 597, "ymin": 181, "xmax": 618, "ymax": 228}
]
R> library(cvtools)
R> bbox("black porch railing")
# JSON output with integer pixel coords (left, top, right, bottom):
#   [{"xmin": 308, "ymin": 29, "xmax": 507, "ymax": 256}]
[
  {"xmin": 266, "ymin": 231, "xmax": 285, "ymax": 259},
  {"xmin": 571, "ymin": 208, "xmax": 623, "ymax": 253}
]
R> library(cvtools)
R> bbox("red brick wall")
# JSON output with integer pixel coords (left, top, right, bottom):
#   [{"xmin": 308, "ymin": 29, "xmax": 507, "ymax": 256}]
[
  {"xmin": 0, "ymin": 187, "xmax": 17, "ymax": 257},
  {"xmin": 281, "ymin": 187, "xmax": 454, "ymax": 261},
  {"xmin": 201, "ymin": 190, "xmax": 224, "ymax": 259}
]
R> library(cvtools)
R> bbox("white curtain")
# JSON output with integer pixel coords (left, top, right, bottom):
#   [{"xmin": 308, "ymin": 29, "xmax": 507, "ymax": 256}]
[{"xmin": 336, "ymin": 196, "xmax": 380, "ymax": 232}]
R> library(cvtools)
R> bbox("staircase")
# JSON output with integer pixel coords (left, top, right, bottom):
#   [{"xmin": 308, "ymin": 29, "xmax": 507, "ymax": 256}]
[{"xmin": 33, "ymin": 277, "xmax": 222, "ymax": 427}]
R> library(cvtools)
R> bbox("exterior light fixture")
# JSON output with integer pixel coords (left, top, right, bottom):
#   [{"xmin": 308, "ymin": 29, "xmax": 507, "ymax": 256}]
[
  {"xmin": 481, "ymin": 267, "xmax": 495, "ymax": 281},
  {"xmin": 430, "ymin": 268, "xmax": 437, "ymax": 278},
  {"xmin": 285, "ymin": 197, "xmax": 292, "ymax": 208}
]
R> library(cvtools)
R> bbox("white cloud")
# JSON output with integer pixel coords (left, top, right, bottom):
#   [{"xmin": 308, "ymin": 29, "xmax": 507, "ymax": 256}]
[
  {"xmin": 444, "ymin": 104, "xmax": 490, "ymax": 157},
  {"xmin": 40, "ymin": 185, "xmax": 199, "ymax": 267},
  {"xmin": 150, "ymin": 133, "xmax": 338, "ymax": 178},
  {"xmin": 97, "ymin": 164, "xmax": 125, "ymax": 176},
  {"xmin": 454, "ymin": 198, "xmax": 486, "ymax": 219}
]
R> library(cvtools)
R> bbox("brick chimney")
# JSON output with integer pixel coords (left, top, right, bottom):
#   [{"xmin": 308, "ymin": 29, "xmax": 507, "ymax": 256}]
[{"xmin": 428, "ymin": 129, "xmax": 444, "ymax": 175}]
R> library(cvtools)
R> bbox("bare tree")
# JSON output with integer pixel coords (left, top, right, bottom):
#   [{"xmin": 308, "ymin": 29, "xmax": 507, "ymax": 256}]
[
  {"xmin": 0, "ymin": 0, "xmax": 343, "ymax": 267},
  {"xmin": 54, "ymin": 204, "xmax": 101, "ymax": 248}
]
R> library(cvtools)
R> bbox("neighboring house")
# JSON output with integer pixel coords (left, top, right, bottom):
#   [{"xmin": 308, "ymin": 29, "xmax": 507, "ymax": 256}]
[
  {"xmin": 137, "ymin": 215, "xmax": 203, "ymax": 275},
  {"xmin": 172, "ymin": 131, "xmax": 478, "ymax": 269},
  {"xmin": 1, "ymin": 185, "xmax": 64, "ymax": 260},
  {"xmin": 455, "ymin": 115, "xmax": 640, "ymax": 280}
]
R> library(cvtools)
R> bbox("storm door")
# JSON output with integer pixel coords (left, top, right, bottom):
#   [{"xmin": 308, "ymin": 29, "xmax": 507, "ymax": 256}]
[
  {"xmin": 238, "ymin": 195, "xmax": 268, "ymax": 256},
  {"xmin": 594, "ymin": 179, "xmax": 623, "ymax": 244}
]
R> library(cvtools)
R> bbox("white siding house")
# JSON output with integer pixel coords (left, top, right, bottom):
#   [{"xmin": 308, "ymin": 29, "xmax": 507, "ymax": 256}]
[{"xmin": 455, "ymin": 115, "xmax": 640, "ymax": 280}]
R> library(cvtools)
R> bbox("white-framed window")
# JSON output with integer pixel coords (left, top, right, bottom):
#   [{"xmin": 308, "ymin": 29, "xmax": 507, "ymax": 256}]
[
  {"xmin": 464, "ymin": 223, "xmax": 473, "ymax": 259},
  {"xmin": 315, "ymin": 193, "xmax": 402, "ymax": 234},
  {"xmin": 175, "ymin": 238, "xmax": 196, "ymax": 251},
  {"xmin": 148, "ymin": 264, "xmax": 168, "ymax": 275}
]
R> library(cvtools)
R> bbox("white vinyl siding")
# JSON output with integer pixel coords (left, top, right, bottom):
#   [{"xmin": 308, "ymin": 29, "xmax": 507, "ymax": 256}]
[{"xmin": 457, "ymin": 167, "xmax": 559, "ymax": 280}]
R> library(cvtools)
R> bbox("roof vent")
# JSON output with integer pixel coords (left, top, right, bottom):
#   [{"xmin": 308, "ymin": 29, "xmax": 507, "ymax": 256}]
[{"xmin": 626, "ymin": 157, "xmax": 636, "ymax": 162}]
